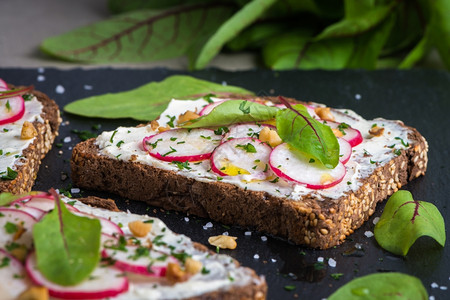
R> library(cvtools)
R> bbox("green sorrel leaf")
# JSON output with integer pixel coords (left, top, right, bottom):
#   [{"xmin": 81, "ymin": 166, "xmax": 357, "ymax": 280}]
[
  {"xmin": 181, "ymin": 100, "xmax": 279, "ymax": 128},
  {"xmin": 374, "ymin": 190, "xmax": 446, "ymax": 256},
  {"xmin": 192, "ymin": 0, "xmax": 277, "ymax": 69},
  {"xmin": 33, "ymin": 190, "xmax": 101, "ymax": 286},
  {"xmin": 429, "ymin": 0, "xmax": 450, "ymax": 69},
  {"xmin": 399, "ymin": 29, "xmax": 431, "ymax": 69},
  {"xmin": 0, "ymin": 192, "xmax": 21, "ymax": 206},
  {"xmin": 107, "ymin": 0, "xmax": 206, "ymax": 14},
  {"xmin": 64, "ymin": 75, "xmax": 253, "ymax": 121},
  {"xmin": 40, "ymin": 3, "xmax": 234, "ymax": 63},
  {"xmin": 226, "ymin": 22, "xmax": 288, "ymax": 51},
  {"xmin": 276, "ymin": 98, "xmax": 339, "ymax": 168},
  {"xmin": 328, "ymin": 272, "xmax": 428, "ymax": 300}
]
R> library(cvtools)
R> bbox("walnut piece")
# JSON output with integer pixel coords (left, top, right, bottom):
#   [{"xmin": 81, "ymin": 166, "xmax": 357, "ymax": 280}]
[
  {"xmin": 208, "ymin": 235, "xmax": 237, "ymax": 249},
  {"xmin": 314, "ymin": 107, "xmax": 335, "ymax": 122},
  {"xmin": 369, "ymin": 126, "xmax": 385, "ymax": 137},
  {"xmin": 128, "ymin": 220, "xmax": 152, "ymax": 237},
  {"xmin": 20, "ymin": 121, "xmax": 37, "ymax": 140}
]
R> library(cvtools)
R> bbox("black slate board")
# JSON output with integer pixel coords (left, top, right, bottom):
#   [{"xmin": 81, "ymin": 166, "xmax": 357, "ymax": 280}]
[{"xmin": 1, "ymin": 67, "xmax": 449, "ymax": 299}]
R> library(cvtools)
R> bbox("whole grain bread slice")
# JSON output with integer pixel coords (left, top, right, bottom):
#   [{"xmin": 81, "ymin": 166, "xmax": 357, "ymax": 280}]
[
  {"xmin": 0, "ymin": 85, "xmax": 61, "ymax": 194},
  {"xmin": 71, "ymin": 97, "xmax": 428, "ymax": 249}
]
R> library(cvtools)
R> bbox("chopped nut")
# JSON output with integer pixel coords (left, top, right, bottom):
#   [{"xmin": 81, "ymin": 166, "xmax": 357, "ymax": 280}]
[
  {"xmin": 369, "ymin": 126, "xmax": 385, "ymax": 137},
  {"xmin": 331, "ymin": 128, "xmax": 344, "ymax": 138},
  {"xmin": 128, "ymin": 220, "xmax": 152, "ymax": 237},
  {"xmin": 10, "ymin": 244, "xmax": 28, "ymax": 262},
  {"xmin": 17, "ymin": 286, "xmax": 49, "ymax": 300},
  {"xmin": 166, "ymin": 262, "xmax": 188, "ymax": 284},
  {"xmin": 185, "ymin": 257, "xmax": 203, "ymax": 274},
  {"xmin": 178, "ymin": 110, "xmax": 200, "ymax": 124},
  {"xmin": 259, "ymin": 127, "xmax": 282, "ymax": 147},
  {"xmin": 208, "ymin": 235, "xmax": 237, "ymax": 249},
  {"xmin": 314, "ymin": 107, "xmax": 335, "ymax": 121},
  {"xmin": 20, "ymin": 121, "xmax": 37, "ymax": 140},
  {"xmin": 13, "ymin": 222, "xmax": 26, "ymax": 241},
  {"xmin": 158, "ymin": 126, "xmax": 171, "ymax": 132},
  {"xmin": 150, "ymin": 120, "xmax": 159, "ymax": 130}
]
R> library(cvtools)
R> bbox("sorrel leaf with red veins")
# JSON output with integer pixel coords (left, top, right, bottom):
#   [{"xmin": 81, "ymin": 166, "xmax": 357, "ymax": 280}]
[
  {"xmin": 180, "ymin": 100, "xmax": 279, "ymax": 128},
  {"xmin": 374, "ymin": 190, "xmax": 445, "ymax": 256},
  {"xmin": 328, "ymin": 272, "xmax": 428, "ymax": 300},
  {"xmin": 64, "ymin": 75, "xmax": 253, "ymax": 121},
  {"xmin": 40, "ymin": 3, "xmax": 234, "ymax": 63},
  {"xmin": 276, "ymin": 98, "xmax": 339, "ymax": 169},
  {"xmin": 0, "ymin": 86, "xmax": 33, "ymax": 100},
  {"xmin": 32, "ymin": 189, "xmax": 101, "ymax": 286}
]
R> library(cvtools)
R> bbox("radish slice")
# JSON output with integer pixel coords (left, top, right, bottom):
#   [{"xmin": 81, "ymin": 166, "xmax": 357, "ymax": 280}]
[
  {"xmin": 223, "ymin": 123, "xmax": 275, "ymax": 141},
  {"xmin": 0, "ymin": 78, "xmax": 7, "ymax": 89},
  {"xmin": 23, "ymin": 197, "xmax": 79, "ymax": 213},
  {"xmin": 26, "ymin": 252, "xmax": 129, "ymax": 299},
  {"xmin": 0, "ymin": 95, "xmax": 25, "ymax": 125},
  {"xmin": 199, "ymin": 99, "xmax": 227, "ymax": 116},
  {"xmin": 0, "ymin": 208, "xmax": 36, "ymax": 250},
  {"xmin": 143, "ymin": 128, "xmax": 222, "ymax": 162},
  {"xmin": 338, "ymin": 138, "xmax": 352, "ymax": 164},
  {"xmin": 211, "ymin": 137, "xmax": 272, "ymax": 180},
  {"xmin": 324, "ymin": 121, "xmax": 363, "ymax": 147},
  {"xmin": 0, "ymin": 249, "xmax": 30, "ymax": 299},
  {"xmin": 8, "ymin": 203, "xmax": 45, "ymax": 220},
  {"xmin": 74, "ymin": 212, "xmax": 124, "ymax": 236},
  {"xmin": 102, "ymin": 245, "xmax": 176, "ymax": 277},
  {"xmin": 269, "ymin": 143, "xmax": 346, "ymax": 189}
]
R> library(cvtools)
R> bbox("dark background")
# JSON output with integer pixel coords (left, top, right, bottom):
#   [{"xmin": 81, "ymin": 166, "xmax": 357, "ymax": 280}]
[{"xmin": 1, "ymin": 68, "xmax": 449, "ymax": 299}]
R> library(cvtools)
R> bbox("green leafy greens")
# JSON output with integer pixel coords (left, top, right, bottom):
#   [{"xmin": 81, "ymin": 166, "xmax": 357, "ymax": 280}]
[
  {"xmin": 374, "ymin": 190, "xmax": 446, "ymax": 256},
  {"xmin": 64, "ymin": 75, "xmax": 253, "ymax": 121},
  {"xmin": 33, "ymin": 189, "xmax": 101, "ymax": 286},
  {"xmin": 328, "ymin": 272, "xmax": 428, "ymax": 300}
]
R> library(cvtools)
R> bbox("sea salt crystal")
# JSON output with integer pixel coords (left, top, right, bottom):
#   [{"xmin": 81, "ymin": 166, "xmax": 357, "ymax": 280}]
[
  {"xmin": 38, "ymin": 67, "xmax": 45, "ymax": 73},
  {"xmin": 355, "ymin": 243, "xmax": 363, "ymax": 250},
  {"xmin": 317, "ymin": 257, "xmax": 324, "ymax": 263},
  {"xmin": 63, "ymin": 136, "xmax": 71, "ymax": 143},
  {"xmin": 261, "ymin": 236, "xmax": 267, "ymax": 242},
  {"xmin": 56, "ymin": 85, "xmax": 65, "ymax": 94},
  {"xmin": 184, "ymin": 217, "xmax": 189, "ymax": 222},
  {"xmin": 222, "ymin": 81, "xmax": 227, "ymax": 86},
  {"xmin": 431, "ymin": 282, "xmax": 439, "ymax": 288},
  {"xmin": 440, "ymin": 286, "xmax": 448, "ymax": 290},
  {"xmin": 70, "ymin": 188, "xmax": 80, "ymax": 194},
  {"xmin": 355, "ymin": 94, "xmax": 361, "ymax": 100},
  {"xmin": 373, "ymin": 217, "xmax": 380, "ymax": 225},
  {"xmin": 253, "ymin": 254, "xmax": 259, "ymax": 259},
  {"xmin": 202, "ymin": 222, "xmax": 213, "ymax": 229},
  {"xmin": 364, "ymin": 231, "xmax": 374, "ymax": 238},
  {"xmin": 222, "ymin": 232, "xmax": 229, "ymax": 236},
  {"xmin": 84, "ymin": 85, "xmax": 93, "ymax": 90},
  {"xmin": 429, "ymin": 296, "xmax": 435, "ymax": 300},
  {"xmin": 328, "ymin": 258, "xmax": 337, "ymax": 268},
  {"xmin": 244, "ymin": 231, "xmax": 252, "ymax": 236},
  {"xmin": 271, "ymin": 258, "xmax": 277, "ymax": 263},
  {"xmin": 37, "ymin": 75, "xmax": 45, "ymax": 82}
]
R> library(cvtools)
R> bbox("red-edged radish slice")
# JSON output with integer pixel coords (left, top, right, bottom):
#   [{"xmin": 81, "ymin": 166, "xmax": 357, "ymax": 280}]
[
  {"xmin": 8, "ymin": 203, "xmax": 45, "ymax": 220},
  {"xmin": 0, "ymin": 249, "xmax": 30, "ymax": 299},
  {"xmin": 0, "ymin": 96, "xmax": 25, "ymax": 125},
  {"xmin": 143, "ymin": 128, "xmax": 221, "ymax": 162},
  {"xmin": 102, "ymin": 245, "xmax": 176, "ymax": 277},
  {"xmin": 338, "ymin": 138, "xmax": 352, "ymax": 164},
  {"xmin": 0, "ymin": 208, "xmax": 36, "ymax": 249},
  {"xmin": 269, "ymin": 143, "xmax": 346, "ymax": 189},
  {"xmin": 26, "ymin": 252, "xmax": 129, "ymax": 299},
  {"xmin": 10, "ymin": 192, "xmax": 51, "ymax": 205},
  {"xmin": 0, "ymin": 78, "xmax": 7, "ymax": 89},
  {"xmin": 211, "ymin": 137, "xmax": 272, "ymax": 179},
  {"xmin": 323, "ymin": 121, "xmax": 363, "ymax": 147},
  {"xmin": 74, "ymin": 212, "xmax": 124, "ymax": 236},
  {"xmin": 23, "ymin": 196, "xmax": 79, "ymax": 213},
  {"xmin": 199, "ymin": 99, "xmax": 227, "ymax": 116},
  {"xmin": 223, "ymin": 123, "xmax": 275, "ymax": 141}
]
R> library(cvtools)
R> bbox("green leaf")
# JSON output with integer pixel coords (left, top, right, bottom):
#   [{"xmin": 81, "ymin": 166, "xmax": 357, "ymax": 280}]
[
  {"xmin": 315, "ymin": 3, "xmax": 395, "ymax": 40},
  {"xmin": 399, "ymin": 28, "xmax": 431, "ymax": 69},
  {"xmin": 429, "ymin": 0, "xmax": 450, "ymax": 69},
  {"xmin": 374, "ymin": 190, "xmax": 446, "ymax": 256},
  {"xmin": 181, "ymin": 100, "xmax": 279, "ymax": 128},
  {"xmin": 276, "ymin": 100, "xmax": 339, "ymax": 168},
  {"xmin": 64, "ymin": 75, "xmax": 253, "ymax": 121},
  {"xmin": 226, "ymin": 22, "xmax": 289, "ymax": 51},
  {"xmin": 40, "ymin": 3, "xmax": 234, "ymax": 63},
  {"xmin": 344, "ymin": 0, "xmax": 375, "ymax": 19},
  {"xmin": 328, "ymin": 272, "xmax": 428, "ymax": 300},
  {"xmin": 0, "ymin": 192, "xmax": 22, "ymax": 206},
  {"xmin": 33, "ymin": 190, "xmax": 101, "ymax": 286},
  {"xmin": 107, "ymin": 0, "xmax": 207, "ymax": 14},
  {"xmin": 192, "ymin": 0, "xmax": 277, "ymax": 69}
]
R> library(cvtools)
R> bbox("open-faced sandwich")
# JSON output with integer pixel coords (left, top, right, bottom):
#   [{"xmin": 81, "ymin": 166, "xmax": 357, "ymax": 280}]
[
  {"xmin": 71, "ymin": 96, "xmax": 428, "ymax": 249},
  {"xmin": 0, "ymin": 78, "xmax": 61, "ymax": 194},
  {"xmin": 0, "ymin": 190, "xmax": 266, "ymax": 299}
]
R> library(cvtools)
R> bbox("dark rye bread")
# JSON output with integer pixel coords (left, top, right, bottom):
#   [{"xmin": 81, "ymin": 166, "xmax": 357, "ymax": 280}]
[
  {"xmin": 0, "ymin": 85, "xmax": 61, "ymax": 194},
  {"xmin": 78, "ymin": 196, "xmax": 267, "ymax": 299},
  {"xmin": 71, "ymin": 98, "xmax": 428, "ymax": 249}
]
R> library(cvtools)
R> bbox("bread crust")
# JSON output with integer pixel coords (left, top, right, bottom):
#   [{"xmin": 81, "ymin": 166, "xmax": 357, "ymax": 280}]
[
  {"xmin": 0, "ymin": 85, "xmax": 61, "ymax": 194},
  {"xmin": 71, "ymin": 98, "xmax": 428, "ymax": 249}
]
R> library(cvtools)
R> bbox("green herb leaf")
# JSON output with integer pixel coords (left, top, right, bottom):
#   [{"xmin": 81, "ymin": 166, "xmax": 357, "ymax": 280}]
[
  {"xmin": 33, "ymin": 189, "xmax": 101, "ymax": 286},
  {"xmin": 0, "ymin": 192, "xmax": 22, "ymax": 206},
  {"xmin": 235, "ymin": 143, "xmax": 257, "ymax": 153},
  {"xmin": 374, "ymin": 190, "xmax": 446, "ymax": 256},
  {"xmin": 429, "ymin": 0, "xmax": 450, "ymax": 69},
  {"xmin": 276, "ymin": 98, "xmax": 339, "ymax": 168},
  {"xmin": 328, "ymin": 272, "xmax": 428, "ymax": 300},
  {"xmin": 1, "ymin": 167, "xmax": 18, "ymax": 180},
  {"xmin": 41, "ymin": 3, "xmax": 234, "ymax": 63},
  {"xmin": 181, "ymin": 100, "xmax": 278, "ymax": 128},
  {"xmin": 64, "ymin": 75, "xmax": 252, "ymax": 121}
]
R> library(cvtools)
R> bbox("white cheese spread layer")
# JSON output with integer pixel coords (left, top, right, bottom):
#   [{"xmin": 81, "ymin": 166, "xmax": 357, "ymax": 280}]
[
  {"xmin": 0, "ymin": 97, "xmax": 43, "ymax": 176},
  {"xmin": 69, "ymin": 198, "xmax": 263, "ymax": 300},
  {"xmin": 95, "ymin": 98, "xmax": 412, "ymax": 201}
]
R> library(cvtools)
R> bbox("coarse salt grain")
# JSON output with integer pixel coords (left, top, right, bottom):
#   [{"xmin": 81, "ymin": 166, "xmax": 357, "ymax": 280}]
[
  {"xmin": 222, "ymin": 81, "xmax": 227, "ymax": 86},
  {"xmin": 244, "ymin": 231, "xmax": 252, "ymax": 236},
  {"xmin": 38, "ymin": 67, "xmax": 45, "ymax": 73},
  {"xmin": 328, "ymin": 258, "xmax": 337, "ymax": 267},
  {"xmin": 355, "ymin": 94, "xmax": 361, "ymax": 100},
  {"xmin": 84, "ymin": 85, "xmax": 93, "ymax": 90},
  {"xmin": 70, "ymin": 188, "xmax": 80, "ymax": 194},
  {"xmin": 63, "ymin": 136, "xmax": 71, "ymax": 143},
  {"xmin": 431, "ymin": 282, "xmax": 439, "ymax": 288},
  {"xmin": 222, "ymin": 232, "xmax": 229, "ymax": 236},
  {"xmin": 56, "ymin": 85, "xmax": 65, "ymax": 94},
  {"xmin": 355, "ymin": 243, "xmax": 363, "ymax": 250},
  {"xmin": 373, "ymin": 217, "xmax": 380, "ymax": 225},
  {"xmin": 364, "ymin": 231, "xmax": 374, "ymax": 238},
  {"xmin": 271, "ymin": 258, "xmax": 277, "ymax": 263},
  {"xmin": 261, "ymin": 236, "xmax": 267, "ymax": 242},
  {"xmin": 429, "ymin": 296, "xmax": 435, "ymax": 300},
  {"xmin": 184, "ymin": 217, "xmax": 189, "ymax": 222},
  {"xmin": 253, "ymin": 254, "xmax": 259, "ymax": 259},
  {"xmin": 37, "ymin": 75, "xmax": 45, "ymax": 82},
  {"xmin": 317, "ymin": 257, "xmax": 324, "ymax": 263},
  {"xmin": 440, "ymin": 286, "xmax": 448, "ymax": 290}
]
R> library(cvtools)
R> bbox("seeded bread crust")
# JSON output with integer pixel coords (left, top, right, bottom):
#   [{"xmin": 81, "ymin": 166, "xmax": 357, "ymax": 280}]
[
  {"xmin": 78, "ymin": 196, "xmax": 267, "ymax": 300},
  {"xmin": 71, "ymin": 97, "xmax": 428, "ymax": 249},
  {"xmin": 0, "ymin": 85, "xmax": 61, "ymax": 194}
]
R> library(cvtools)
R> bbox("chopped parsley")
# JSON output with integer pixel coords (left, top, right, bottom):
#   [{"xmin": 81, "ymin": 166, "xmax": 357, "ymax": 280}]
[
  {"xmin": 149, "ymin": 138, "xmax": 162, "ymax": 149},
  {"xmin": 309, "ymin": 158, "xmax": 315, "ymax": 163},
  {"xmin": 235, "ymin": 143, "xmax": 257, "ymax": 153},
  {"xmin": 395, "ymin": 137, "xmax": 409, "ymax": 147},
  {"xmin": 337, "ymin": 122, "xmax": 349, "ymax": 135},
  {"xmin": 22, "ymin": 94, "xmax": 33, "ymax": 101},
  {"xmin": 116, "ymin": 140, "xmax": 124, "ymax": 147},
  {"xmin": 269, "ymin": 177, "xmax": 279, "ymax": 183},
  {"xmin": 239, "ymin": 101, "xmax": 251, "ymax": 114},
  {"xmin": 110, "ymin": 130, "xmax": 118, "ymax": 143},
  {"xmin": 394, "ymin": 149, "xmax": 402, "ymax": 156},
  {"xmin": 203, "ymin": 93, "xmax": 216, "ymax": 103},
  {"xmin": 161, "ymin": 147, "xmax": 177, "ymax": 157},
  {"xmin": 201, "ymin": 267, "xmax": 210, "ymax": 274},
  {"xmin": 1, "ymin": 167, "xmax": 17, "ymax": 180},
  {"xmin": 284, "ymin": 285, "xmax": 296, "ymax": 291},
  {"xmin": 0, "ymin": 257, "xmax": 10, "ymax": 268},
  {"xmin": 214, "ymin": 126, "xmax": 229, "ymax": 135},
  {"xmin": 171, "ymin": 161, "xmax": 191, "ymax": 170},
  {"xmin": 331, "ymin": 273, "xmax": 344, "ymax": 280},
  {"xmin": 166, "ymin": 115, "xmax": 176, "ymax": 128},
  {"xmin": 71, "ymin": 129, "xmax": 97, "ymax": 141},
  {"xmin": 5, "ymin": 100, "xmax": 11, "ymax": 112},
  {"xmin": 4, "ymin": 222, "xmax": 18, "ymax": 234},
  {"xmin": 170, "ymin": 137, "xmax": 177, "ymax": 141},
  {"xmin": 200, "ymin": 135, "xmax": 211, "ymax": 140}
]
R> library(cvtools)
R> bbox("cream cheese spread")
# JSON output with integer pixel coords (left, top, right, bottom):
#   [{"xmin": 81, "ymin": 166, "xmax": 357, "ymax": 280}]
[
  {"xmin": 0, "ymin": 97, "xmax": 43, "ymax": 176},
  {"xmin": 96, "ymin": 98, "xmax": 412, "ymax": 201},
  {"xmin": 68, "ymin": 197, "xmax": 263, "ymax": 299}
]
